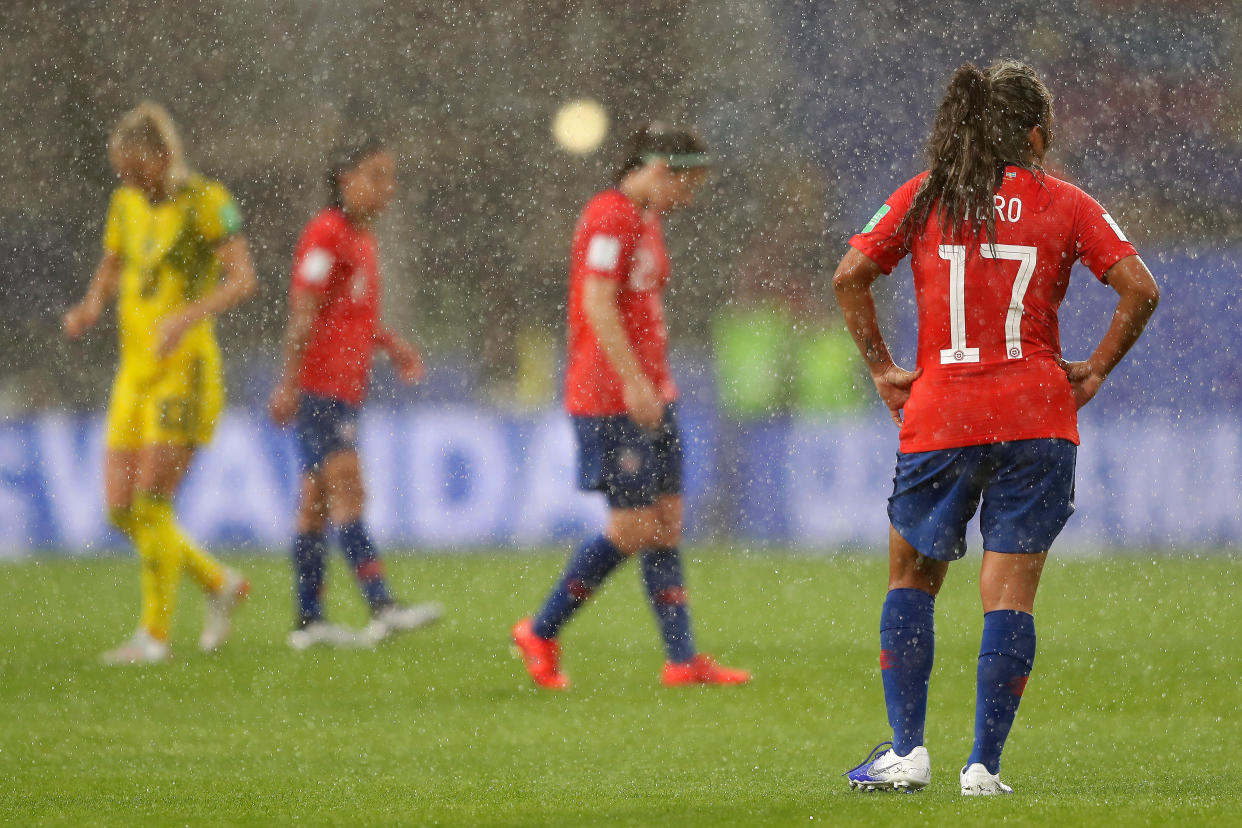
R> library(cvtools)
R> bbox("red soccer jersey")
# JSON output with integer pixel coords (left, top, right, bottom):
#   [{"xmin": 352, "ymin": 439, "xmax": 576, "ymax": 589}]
[
  {"xmin": 564, "ymin": 189, "xmax": 677, "ymax": 416},
  {"xmin": 849, "ymin": 167, "xmax": 1138, "ymax": 453},
  {"xmin": 290, "ymin": 207, "xmax": 381, "ymax": 406}
]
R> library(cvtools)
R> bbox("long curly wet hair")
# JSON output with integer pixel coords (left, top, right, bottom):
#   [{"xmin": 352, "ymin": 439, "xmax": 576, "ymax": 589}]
[{"xmin": 896, "ymin": 60, "xmax": 1054, "ymax": 249}]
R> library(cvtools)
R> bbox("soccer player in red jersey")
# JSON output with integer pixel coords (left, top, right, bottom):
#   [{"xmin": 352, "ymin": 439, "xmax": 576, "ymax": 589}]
[
  {"xmin": 836, "ymin": 62, "xmax": 1158, "ymax": 795},
  {"xmin": 269, "ymin": 136, "xmax": 441, "ymax": 650},
  {"xmin": 512, "ymin": 123, "xmax": 750, "ymax": 689}
]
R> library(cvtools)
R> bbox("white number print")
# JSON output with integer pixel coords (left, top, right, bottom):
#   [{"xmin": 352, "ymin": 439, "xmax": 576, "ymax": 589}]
[
  {"xmin": 983, "ymin": 244, "xmax": 1038, "ymax": 359},
  {"xmin": 938, "ymin": 245, "xmax": 979, "ymax": 364},
  {"xmin": 938, "ymin": 243, "xmax": 1038, "ymax": 365}
]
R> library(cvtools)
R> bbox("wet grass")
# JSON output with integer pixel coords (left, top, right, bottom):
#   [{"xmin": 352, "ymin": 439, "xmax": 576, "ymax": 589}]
[{"xmin": 1, "ymin": 549, "xmax": 1240, "ymax": 826}]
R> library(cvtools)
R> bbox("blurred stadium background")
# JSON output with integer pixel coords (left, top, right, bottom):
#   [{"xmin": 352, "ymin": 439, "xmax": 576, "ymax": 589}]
[{"xmin": 2, "ymin": 0, "xmax": 1240, "ymax": 555}]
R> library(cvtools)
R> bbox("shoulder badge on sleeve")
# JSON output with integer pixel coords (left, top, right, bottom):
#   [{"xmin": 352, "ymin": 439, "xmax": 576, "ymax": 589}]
[
  {"xmin": 586, "ymin": 235, "xmax": 622, "ymax": 271},
  {"xmin": 218, "ymin": 200, "xmax": 243, "ymax": 236},
  {"xmin": 861, "ymin": 204, "xmax": 890, "ymax": 234},
  {"xmin": 298, "ymin": 248, "xmax": 334, "ymax": 284}
]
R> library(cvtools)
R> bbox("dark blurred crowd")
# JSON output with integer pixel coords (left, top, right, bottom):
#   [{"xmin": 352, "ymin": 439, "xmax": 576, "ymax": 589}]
[{"xmin": 1, "ymin": 0, "xmax": 1236, "ymax": 416}]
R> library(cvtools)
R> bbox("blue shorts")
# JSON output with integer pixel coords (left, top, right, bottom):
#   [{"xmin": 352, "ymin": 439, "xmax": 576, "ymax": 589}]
[
  {"xmin": 295, "ymin": 393, "xmax": 360, "ymax": 474},
  {"xmin": 573, "ymin": 404, "xmax": 683, "ymax": 510},
  {"xmin": 887, "ymin": 438, "xmax": 1076, "ymax": 561}
]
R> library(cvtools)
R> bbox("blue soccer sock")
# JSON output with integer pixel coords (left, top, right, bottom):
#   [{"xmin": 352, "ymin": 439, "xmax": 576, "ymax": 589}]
[
  {"xmin": 880, "ymin": 588, "xmax": 937, "ymax": 756},
  {"xmin": 640, "ymin": 547, "xmax": 696, "ymax": 663},
  {"xmin": 532, "ymin": 535, "xmax": 627, "ymax": 640},
  {"xmin": 293, "ymin": 531, "xmax": 327, "ymax": 626},
  {"xmin": 338, "ymin": 520, "xmax": 393, "ymax": 611},
  {"xmin": 969, "ymin": 610, "xmax": 1037, "ymax": 774}
]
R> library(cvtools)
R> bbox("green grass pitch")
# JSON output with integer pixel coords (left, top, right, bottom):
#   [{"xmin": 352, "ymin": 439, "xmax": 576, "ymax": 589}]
[{"xmin": 1, "ymin": 549, "xmax": 1239, "ymax": 826}]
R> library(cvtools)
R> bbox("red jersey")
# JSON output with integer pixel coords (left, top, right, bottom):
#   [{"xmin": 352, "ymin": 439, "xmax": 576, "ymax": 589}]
[
  {"xmin": 290, "ymin": 207, "xmax": 381, "ymax": 406},
  {"xmin": 564, "ymin": 189, "xmax": 677, "ymax": 416},
  {"xmin": 850, "ymin": 167, "xmax": 1138, "ymax": 453}
]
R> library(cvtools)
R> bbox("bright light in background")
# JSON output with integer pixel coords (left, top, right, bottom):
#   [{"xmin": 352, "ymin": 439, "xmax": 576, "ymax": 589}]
[{"xmin": 552, "ymin": 98, "xmax": 609, "ymax": 155}]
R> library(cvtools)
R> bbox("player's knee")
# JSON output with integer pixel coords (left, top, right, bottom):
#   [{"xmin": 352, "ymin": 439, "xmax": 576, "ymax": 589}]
[
  {"xmin": 295, "ymin": 497, "xmax": 328, "ymax": 532},
  {"xmin": 327, "ymin": 492, "xmax": 364, "ymax": 526},
  {"xmin": 325, "ymin": 473, "xmax": 365, "ymax": 518},
  {"xmin": 654, "ymin": 522, "xmax": 682, "ymax": 548},
  {"xmin": 605, "ymin": 533, "xmax": 642, "ymax": 556},
  {"xmin": 296, "ymin": 511, "xmax": 327, "ymax": 534},
  {"xmin": 606, "ymin": 512, "xmax": 660, "ymax": 555}
]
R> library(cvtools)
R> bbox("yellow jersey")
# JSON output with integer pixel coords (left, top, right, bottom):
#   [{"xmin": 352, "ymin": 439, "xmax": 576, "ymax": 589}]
[{"xmin": 102, "ymin": 174, "xmax": 243, "ymax": 377}]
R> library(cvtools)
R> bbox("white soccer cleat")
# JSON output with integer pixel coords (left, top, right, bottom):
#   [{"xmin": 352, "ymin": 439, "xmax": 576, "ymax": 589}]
[
  {"xmin": 845, "ymin": 742, "xmax": 932, "ymax": 792},
  {"xmin": 960, "ymin": 762, "xmax": 1014, "ymax": 796},
  {"xmin": 101, "ymin": 628, "xmax": 171, "ymax": 665},
  {"xmin": 287, "ymin": 621, "xmax": 373, "ymax": 651},
  {"xmin": 200, "ymin": 568, "xmax": 250, "ymax": 652},
  {"xmin": 364, "ymin": 602, "xmax": 443, "ymax": 644}
]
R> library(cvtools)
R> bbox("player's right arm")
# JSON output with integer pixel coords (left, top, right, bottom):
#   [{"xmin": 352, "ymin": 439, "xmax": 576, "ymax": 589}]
[
  {"xmin": 576, "ymin": 198, "xmax": 663, "ymax": 429},
  {"xmin": 581, "ymin": 275, "xmax": 663, "ymax": 429},
  {"xmin": 268, "ymin": 220, "xmax": 335, "ymax": 426},
  {"xmin": 65, "ymin": 189, "xmax": 127, "ymax": 339},
  {"xmin": 63, "ymin": 250, "xmax": 122, "ymax": 339},
  {"xmin": 268, "ymin": 290, "xmax": 326, "ymax": 426}
]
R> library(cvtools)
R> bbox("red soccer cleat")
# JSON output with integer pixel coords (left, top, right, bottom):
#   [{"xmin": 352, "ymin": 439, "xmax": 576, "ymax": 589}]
[
  {"xmin": 511, "ymin": 617, "xmax": 570, "ymax": 690},
  {"xmin": 662, "ymin": 654, "xmax": 751, "ymax": 687}
]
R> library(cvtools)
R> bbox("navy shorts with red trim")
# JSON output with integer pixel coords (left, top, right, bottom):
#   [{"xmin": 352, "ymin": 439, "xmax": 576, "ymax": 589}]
[
  {"xmin": 573, "ymin": 403, "xmax": 683, "ymax": 509},
  {"xmin": 294, "ymin": 393, "xmax": 360, "ymax": 474},
  {"xmin": 888, "ymin": 437, "xmax": 1076, "ymax": 561}
]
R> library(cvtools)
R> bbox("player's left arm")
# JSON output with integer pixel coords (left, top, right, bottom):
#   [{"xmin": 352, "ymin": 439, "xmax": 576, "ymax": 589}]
[
  {"xmin": 1060, "ymin": 255, "xmax": 1159, "ymax": 409},
  {"xmin": 832, "ymin": 246, "xmax": 922, "ymax": 426},
  {"xmin": 157, "ymin": 185, "xmax": 258, "ymax": 357},
  {"xmin": 157, "ymin": 235, "xmax": 258, "ymax": 357},
  {"xmin": 374, "ymin": 326, "xmax": 425, "ymax": 384}
]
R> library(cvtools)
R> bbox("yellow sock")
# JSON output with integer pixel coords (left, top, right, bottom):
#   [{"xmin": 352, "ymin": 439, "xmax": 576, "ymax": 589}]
[
  {"xmin": 111, "ymin": 505, "xmax": 169, "ymax": 637},
  {"xmin": 175, "ymin": 527, "xmax": 225, "ymax": 592},
  {"xmin": 142, "ymin": 495, "xmax": 225, "ymax": 592},
  {"xmin": 108, "ymin": 506, "xmax": 139, "ymax": 541},
  {"xmin": 132, "ymin": 495, "xmax": 184, "ymax": 641}
]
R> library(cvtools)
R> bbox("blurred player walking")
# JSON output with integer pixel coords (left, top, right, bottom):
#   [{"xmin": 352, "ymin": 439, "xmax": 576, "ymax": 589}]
[
  {"xmin": 269, "ymin": 136, "xmax": 441, "ymax": 650},
  {"xmin": 63, "ymin": 102, "xmax": 257, "ymax": 664},
  {"xmin": 834, "ymin": 61, "xmax": 1159, "ymax": 794},
  {"xmin": 512, "ymin": 123, "xmax": 750, "ymax": 689}
]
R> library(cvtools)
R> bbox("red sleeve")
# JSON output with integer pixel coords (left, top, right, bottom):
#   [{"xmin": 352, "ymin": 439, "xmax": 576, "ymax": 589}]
[
  {"xmin": 578, "ymin": 197, "xmax": 642, "ymax": 282},
  {"xmin": 848, "ymin": 174, "xmax": 924, "ymax": 274},
  {"xmin": 1073, "ymin": 189, "xmax": 1139, "ymax": 282},
  {"xmin": 291, "ymin": 214, "xmax": 342, "ymax": 296}
]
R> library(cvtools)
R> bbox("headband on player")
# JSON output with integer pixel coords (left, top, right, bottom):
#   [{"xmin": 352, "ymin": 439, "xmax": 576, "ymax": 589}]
[
  {"xmin": 326, "ymin": 135, "xmax": 387, "ymax": 206},
  {"xmin": 643, "ymin": 151, "xmax": 713, "ymax": 170},
  {"xmin": 328, "ymin": 135, "xmax": 387, "ymax": 180}
]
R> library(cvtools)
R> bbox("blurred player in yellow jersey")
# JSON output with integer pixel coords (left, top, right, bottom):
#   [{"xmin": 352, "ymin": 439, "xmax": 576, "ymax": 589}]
[{"xmin": 63, "ymin": 102, "xmax": 258, "ymax": 664}]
